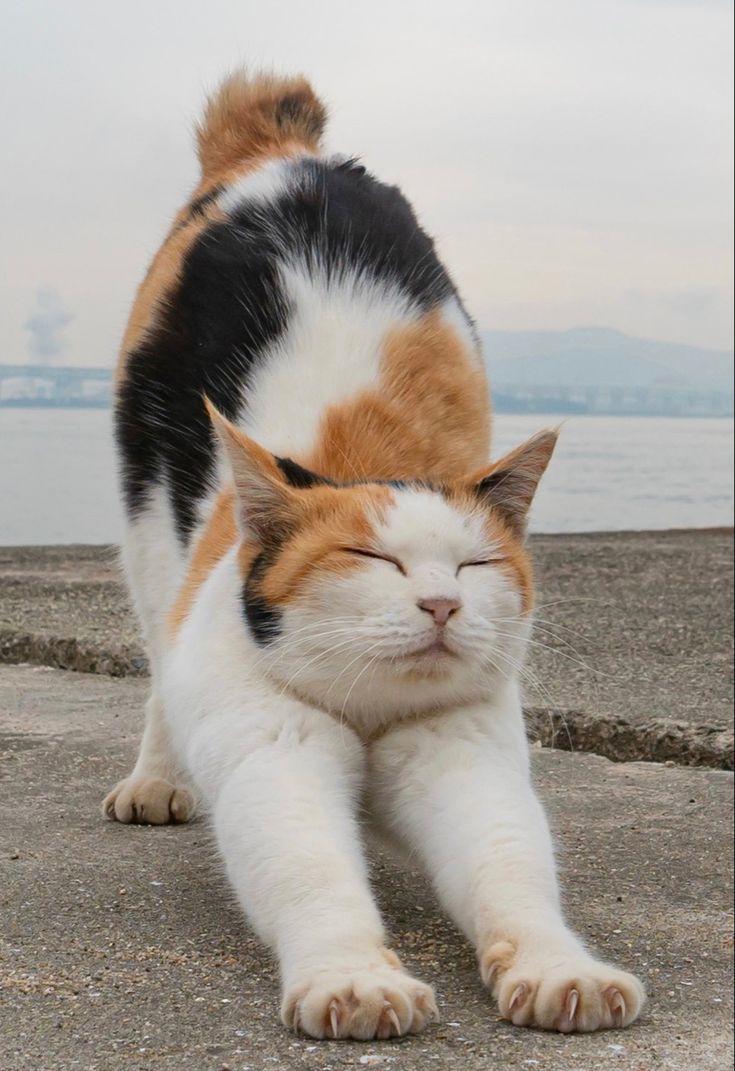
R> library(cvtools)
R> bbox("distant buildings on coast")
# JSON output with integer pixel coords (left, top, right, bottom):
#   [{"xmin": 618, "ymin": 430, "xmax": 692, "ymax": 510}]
[
  {"xmin": 0, "ymin": 365, "xmax": 112, "ymax": 408},
  {"xmin": 493, "ymin": 383, "xmax": 733, "ymax": 417},
  {"xmin": 0, "ymin": 362, "xmax": 732, "ymax": 418}
]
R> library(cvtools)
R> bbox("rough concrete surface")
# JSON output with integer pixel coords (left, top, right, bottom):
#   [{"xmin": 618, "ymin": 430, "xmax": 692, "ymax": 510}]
[
  {"xmin": 1, "ymin": 531, "xmax": 733, "ymax": 767},
  {"xmin": 1, "ymin": 665, "xmax": 733, "ymax": 1071}
]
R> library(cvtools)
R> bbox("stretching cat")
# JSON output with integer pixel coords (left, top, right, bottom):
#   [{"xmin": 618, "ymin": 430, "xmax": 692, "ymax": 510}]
[{"xmin": 104, "ymin": 71, "xmax": 645, "ymax": 1040}]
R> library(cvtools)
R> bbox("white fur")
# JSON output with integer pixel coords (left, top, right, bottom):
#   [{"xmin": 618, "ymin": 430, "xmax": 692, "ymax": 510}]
[
  {"xmin": 120, "ymin": 481, "xmax": 184, "ymax": 663},
  {"xmin": 241, "ymin": 263, "xmax": 415, "ymax": 459},
  {"xmin": 263, "ymin": 490, "xmax": 528, "ymax": 732},
  {"xmin": 109, "ymin": 154, "xmax": 645, "ymax": 1040},
  {"xmin": 115, "ymin": 494, "xmax": 643, "ymax": 1038},
  {"xmin": 217, "ymin": 156, "xmax": 299, "ymax": 214}
]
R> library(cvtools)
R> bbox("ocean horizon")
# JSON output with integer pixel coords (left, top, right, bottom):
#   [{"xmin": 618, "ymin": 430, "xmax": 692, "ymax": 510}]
[{"xmin": 1, "ymin": 408, "xmax": 732, "ymax": 545}]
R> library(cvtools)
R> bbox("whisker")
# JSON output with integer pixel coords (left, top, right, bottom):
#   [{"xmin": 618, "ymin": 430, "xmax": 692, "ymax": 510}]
[
  {"xmin": 275, "ymin": 635, "xmax": 362, "ymax": 697},
  {"xmin": 323, "ymin": 637, "xmax": 387, "ymax": 702},
  {"xmin": 339, "ymin": 647, "xmax": 385, "ymax": 723}
]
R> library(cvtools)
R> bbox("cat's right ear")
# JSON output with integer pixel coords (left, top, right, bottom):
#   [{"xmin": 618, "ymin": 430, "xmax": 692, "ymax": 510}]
[
  {"xmin": 204, "ymin": 398, "xmax": 297, "ymax": 540},
  {"xmin": 466, "ymin": 428, "xmax": 558, "ymax": 537}
]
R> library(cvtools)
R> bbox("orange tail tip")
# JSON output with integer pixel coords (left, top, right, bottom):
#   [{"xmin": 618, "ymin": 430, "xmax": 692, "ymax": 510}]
[{"xmin": 196, "ymin": 70, "xmax": 327, "ymax": 179}]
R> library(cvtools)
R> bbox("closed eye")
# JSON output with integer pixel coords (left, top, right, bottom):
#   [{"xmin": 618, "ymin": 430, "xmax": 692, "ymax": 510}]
[
  {"xmin": 342, "ymin": 547, "xmax": 406, "ymax": 575},
  {"xmin": 457, "ymin": 558, "xmax": 506, "ymax": 572}
]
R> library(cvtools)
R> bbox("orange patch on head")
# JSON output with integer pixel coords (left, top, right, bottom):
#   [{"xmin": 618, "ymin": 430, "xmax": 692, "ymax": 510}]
[
  {"xmin": 446, "ymin": 482, "xmax": 536, "ymax": 615},
  {"xmin": 491, "ymin": 520, "xmax": 535, "ymax": 615},
  {"xmin": 258, "ymin": 484, "xmax": 394, "ymax": 605},
  {"xmin": 304, "ymin": 309, "xmax": 490, "ymax": 483}
]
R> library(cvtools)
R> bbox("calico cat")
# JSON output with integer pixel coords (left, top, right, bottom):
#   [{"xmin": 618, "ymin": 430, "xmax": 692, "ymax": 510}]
[{"xmin": 104, "ymin": 71, "xmax": 644, "ymax": 1040}]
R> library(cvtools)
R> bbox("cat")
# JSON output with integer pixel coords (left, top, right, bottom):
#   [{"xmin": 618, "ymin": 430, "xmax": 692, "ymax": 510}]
[{"xmin": 103, "ymin": 71, "xmax": 645, "ymax": 1041}]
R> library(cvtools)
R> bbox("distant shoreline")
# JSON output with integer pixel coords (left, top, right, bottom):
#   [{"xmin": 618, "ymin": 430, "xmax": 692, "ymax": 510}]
[
  {"xmin": 2, "ymin": 400, "xmax": 733, "ymax": 418},
  {"xmin": 0, "ymin": 400, "xmax": 110, "ymax": 410}
]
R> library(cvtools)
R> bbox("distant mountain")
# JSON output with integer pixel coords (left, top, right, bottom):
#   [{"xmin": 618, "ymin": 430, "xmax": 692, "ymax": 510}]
[{"xmin": 482, "ymin": 327, "xmax": 734, "ymax": 392}]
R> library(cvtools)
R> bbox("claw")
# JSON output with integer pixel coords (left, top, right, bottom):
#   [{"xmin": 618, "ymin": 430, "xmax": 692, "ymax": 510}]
[
  {"xmin": 607, "ymin": 987, "xmax": 626, "ymax": 1026},
  {"xmin": 566, "ymin": 987, "xmax": 579, "ymax": 1023},
  {"xmin": 387, "ymin": 1006, "xmax": 401, "ymax": 1036},
  {"xmin": 557, "ymin": 987, "xmax": 580, "ymax": 1032},
  {"xmin": 509, "ymin": 983, "xmax": 528, "ymax": 1013},
  {"xmin": 328, "ymin": 1001, "xmax": 340, "ymax": 1039}
]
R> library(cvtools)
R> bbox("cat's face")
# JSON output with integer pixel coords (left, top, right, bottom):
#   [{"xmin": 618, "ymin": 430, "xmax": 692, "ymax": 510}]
[{"xmin": 210, "ymin": 404, "xmax": 556, "ymax": 725}]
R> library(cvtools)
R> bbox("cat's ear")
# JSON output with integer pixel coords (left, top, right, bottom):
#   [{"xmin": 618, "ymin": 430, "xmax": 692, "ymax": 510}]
[
  {"xmin": 468, "ymin": 429, "xmax": 558, "ymax": 536},
  {"xmin": 204, "ymin": 398, "xmax": 297, "ymax": 539}
]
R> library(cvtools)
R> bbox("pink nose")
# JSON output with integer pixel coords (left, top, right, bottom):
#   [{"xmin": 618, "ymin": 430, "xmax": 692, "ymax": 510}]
[{"xmin": 417, "ymin": 597, "xmax": 462, "ymax": 626}]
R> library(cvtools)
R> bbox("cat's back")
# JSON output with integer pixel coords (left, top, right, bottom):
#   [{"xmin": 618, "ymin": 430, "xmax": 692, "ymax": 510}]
[{"xmin": 116, "ymin": 72, "xmax": 489, "ymax": 543}]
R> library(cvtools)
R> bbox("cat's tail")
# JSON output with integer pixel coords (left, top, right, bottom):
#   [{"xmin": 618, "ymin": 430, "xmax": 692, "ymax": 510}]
[{"xmin": 196, "ymin": 70, "xmax": 328, "ymax": 179}]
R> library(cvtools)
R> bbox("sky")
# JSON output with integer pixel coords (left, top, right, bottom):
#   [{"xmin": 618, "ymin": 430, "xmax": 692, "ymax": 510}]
[{"xmin": 1, "ymin": 0, "xmax": 733, "ymax": 368}]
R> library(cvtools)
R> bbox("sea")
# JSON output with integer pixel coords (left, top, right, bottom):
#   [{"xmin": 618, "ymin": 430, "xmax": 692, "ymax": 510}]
[{"xmin": 0, "ymin": 408, "xmax": 732, "ymax": 545}]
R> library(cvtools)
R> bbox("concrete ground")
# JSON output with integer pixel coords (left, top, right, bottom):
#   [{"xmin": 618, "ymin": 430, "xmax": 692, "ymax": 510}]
[
  {"xmin": 1, "ymin": 531, "xmax": 733, "ymax": 767},
  {"xmin": 1, "ymin": 664, "xmax": 733, "ymax": 1071}
]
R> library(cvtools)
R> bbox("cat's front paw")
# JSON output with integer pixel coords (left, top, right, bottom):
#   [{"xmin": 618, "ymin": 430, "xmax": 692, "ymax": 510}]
[
  {"xmin": 282, "ymin": 964, "xmax": 437, "ymax": 1040},
  {"xmin": 102, "ymin": 776, "xmax": 193, "ymax": 825},
  {"xmin": 481, "ymin": 943, "xmax": 645, "ymax": 1033}
]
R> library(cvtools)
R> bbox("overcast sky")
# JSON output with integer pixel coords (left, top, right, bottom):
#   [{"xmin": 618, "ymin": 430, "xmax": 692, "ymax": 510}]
[{"xmin": 2, "ymin": 0, "xmax": 732, "ymax": 368}]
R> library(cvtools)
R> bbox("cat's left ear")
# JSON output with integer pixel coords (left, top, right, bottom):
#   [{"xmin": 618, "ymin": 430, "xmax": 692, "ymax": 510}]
[
  {"xmin": 467, "ymin": 429, "xmax": 558, "ymax": 537},
  {"xmin": 204, "ymin": 398, "xmax": 297, "ymax": 539}
]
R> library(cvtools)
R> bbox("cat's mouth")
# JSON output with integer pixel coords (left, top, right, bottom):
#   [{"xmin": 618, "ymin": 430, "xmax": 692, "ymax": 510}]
[{"xmin": 392, "ymin": 635, "xmax": 459, "ymax": 661}]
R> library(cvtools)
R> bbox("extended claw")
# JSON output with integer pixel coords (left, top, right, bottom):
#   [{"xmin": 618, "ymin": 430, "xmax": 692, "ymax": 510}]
[
  {"xmin": 387, "ymin": 1006, "xmax": 401, "ymax": 1036},
  {"xmin": 606, "ymin": 986, "xmax": 627, "ymax": 1026},
  {"xmin": 509, "ymin": 983, "xmax": 528, "ymax": 1013},
  {"xmin": 566, "ymin": 988, "xmax": 579, "ymax": 1022}
]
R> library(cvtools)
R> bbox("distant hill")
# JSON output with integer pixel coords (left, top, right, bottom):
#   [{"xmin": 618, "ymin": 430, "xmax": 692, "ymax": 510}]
[
  {"xmin": 482, "ymin": 327, "xmax": 734, "ymax": 392},
  {"xmin": 1, "ymin": 327, "xmax": 732, "ymax": 416}
]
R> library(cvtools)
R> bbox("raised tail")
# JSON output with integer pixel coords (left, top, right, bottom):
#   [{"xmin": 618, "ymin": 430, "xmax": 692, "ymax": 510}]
[{"xmin": 195, "ymin": 70, "xmax": 328, "ymax": 179}]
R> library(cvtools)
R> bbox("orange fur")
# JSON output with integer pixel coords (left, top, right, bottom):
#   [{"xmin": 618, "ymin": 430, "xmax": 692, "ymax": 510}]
[
  {"xmin": 260, "ymin": 486, "xmax": 394, "ymax": 605},
  {"xmin": 196, "ymin": 71, "xmax": 326, "ymax": 179},
  {"xmin": 449, "ymin": 430, "xmax": 560, "ymax": 614},
  {"xmin": 492, "ymin": 523, "xmax": 535, "ymax": 614},
  {"xmin": 116, "ymin": 209, "xmax": 221, "ymax": 378},
  {"xmin": 167, "ymin": 489, "xmax": 238, "ymax": 636},
  {"xmin": 305, "ymin": 310, "xmax": 490, "ymax": 482},
  {"xmin": 117, "ymin": 71, "xmax": 326, "ymax": 381},
  {"xmin": 167, "ymin": 306, "xmax": 500, "ymax": 630}
]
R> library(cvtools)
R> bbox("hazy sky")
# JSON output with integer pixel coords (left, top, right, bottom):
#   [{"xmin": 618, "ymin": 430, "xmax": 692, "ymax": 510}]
[{"xmin": 2, "ymin": 0, "xmax": 733, "ymax": 368}]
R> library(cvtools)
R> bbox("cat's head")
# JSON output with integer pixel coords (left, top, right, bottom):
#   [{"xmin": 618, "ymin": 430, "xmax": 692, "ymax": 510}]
[{"xmin": 208, "ymin": 403, "xmax": 557, "ymax": 725}]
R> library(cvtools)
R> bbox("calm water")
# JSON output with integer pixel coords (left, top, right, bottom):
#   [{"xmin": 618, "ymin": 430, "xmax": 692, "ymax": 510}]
[{"xmin": 0, "ymin": 409, "xmax": 732, "ymax": 544}]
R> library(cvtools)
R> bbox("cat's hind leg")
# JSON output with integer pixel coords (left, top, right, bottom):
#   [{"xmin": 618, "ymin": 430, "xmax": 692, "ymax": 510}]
[{"xmin": 102, "ymin": 494, "xmax": 194, "ymax": 825}]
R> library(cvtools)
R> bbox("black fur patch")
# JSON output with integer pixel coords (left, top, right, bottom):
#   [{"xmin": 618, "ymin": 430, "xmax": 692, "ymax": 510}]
[
  {"xmin": 115, "ymin": 156, "xmax": 467, "ymax": 542},
  {"xmin": 275, "ymin": 456, "xmax": 335, "ymax": 489},
  {"xmin": 115, "ymin": 211, "xmax": 290, "ymax": 538},
  {"xmin": 242, "ymin": 551, "xmax": 282, "ymax": 645},
  {"xmin": 187, "ymin": 185, "xmax": 224, "ymax": 220}
]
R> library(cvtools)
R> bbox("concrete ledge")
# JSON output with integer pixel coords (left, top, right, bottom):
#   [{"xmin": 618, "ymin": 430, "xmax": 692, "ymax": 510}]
[
  {"xmin": 1, "ymin": 665, "xmax": 732, "ymax": 1071},
  {"xmin": 526, "ymin": 708, "xmax": 734, "ymax": 770}
]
